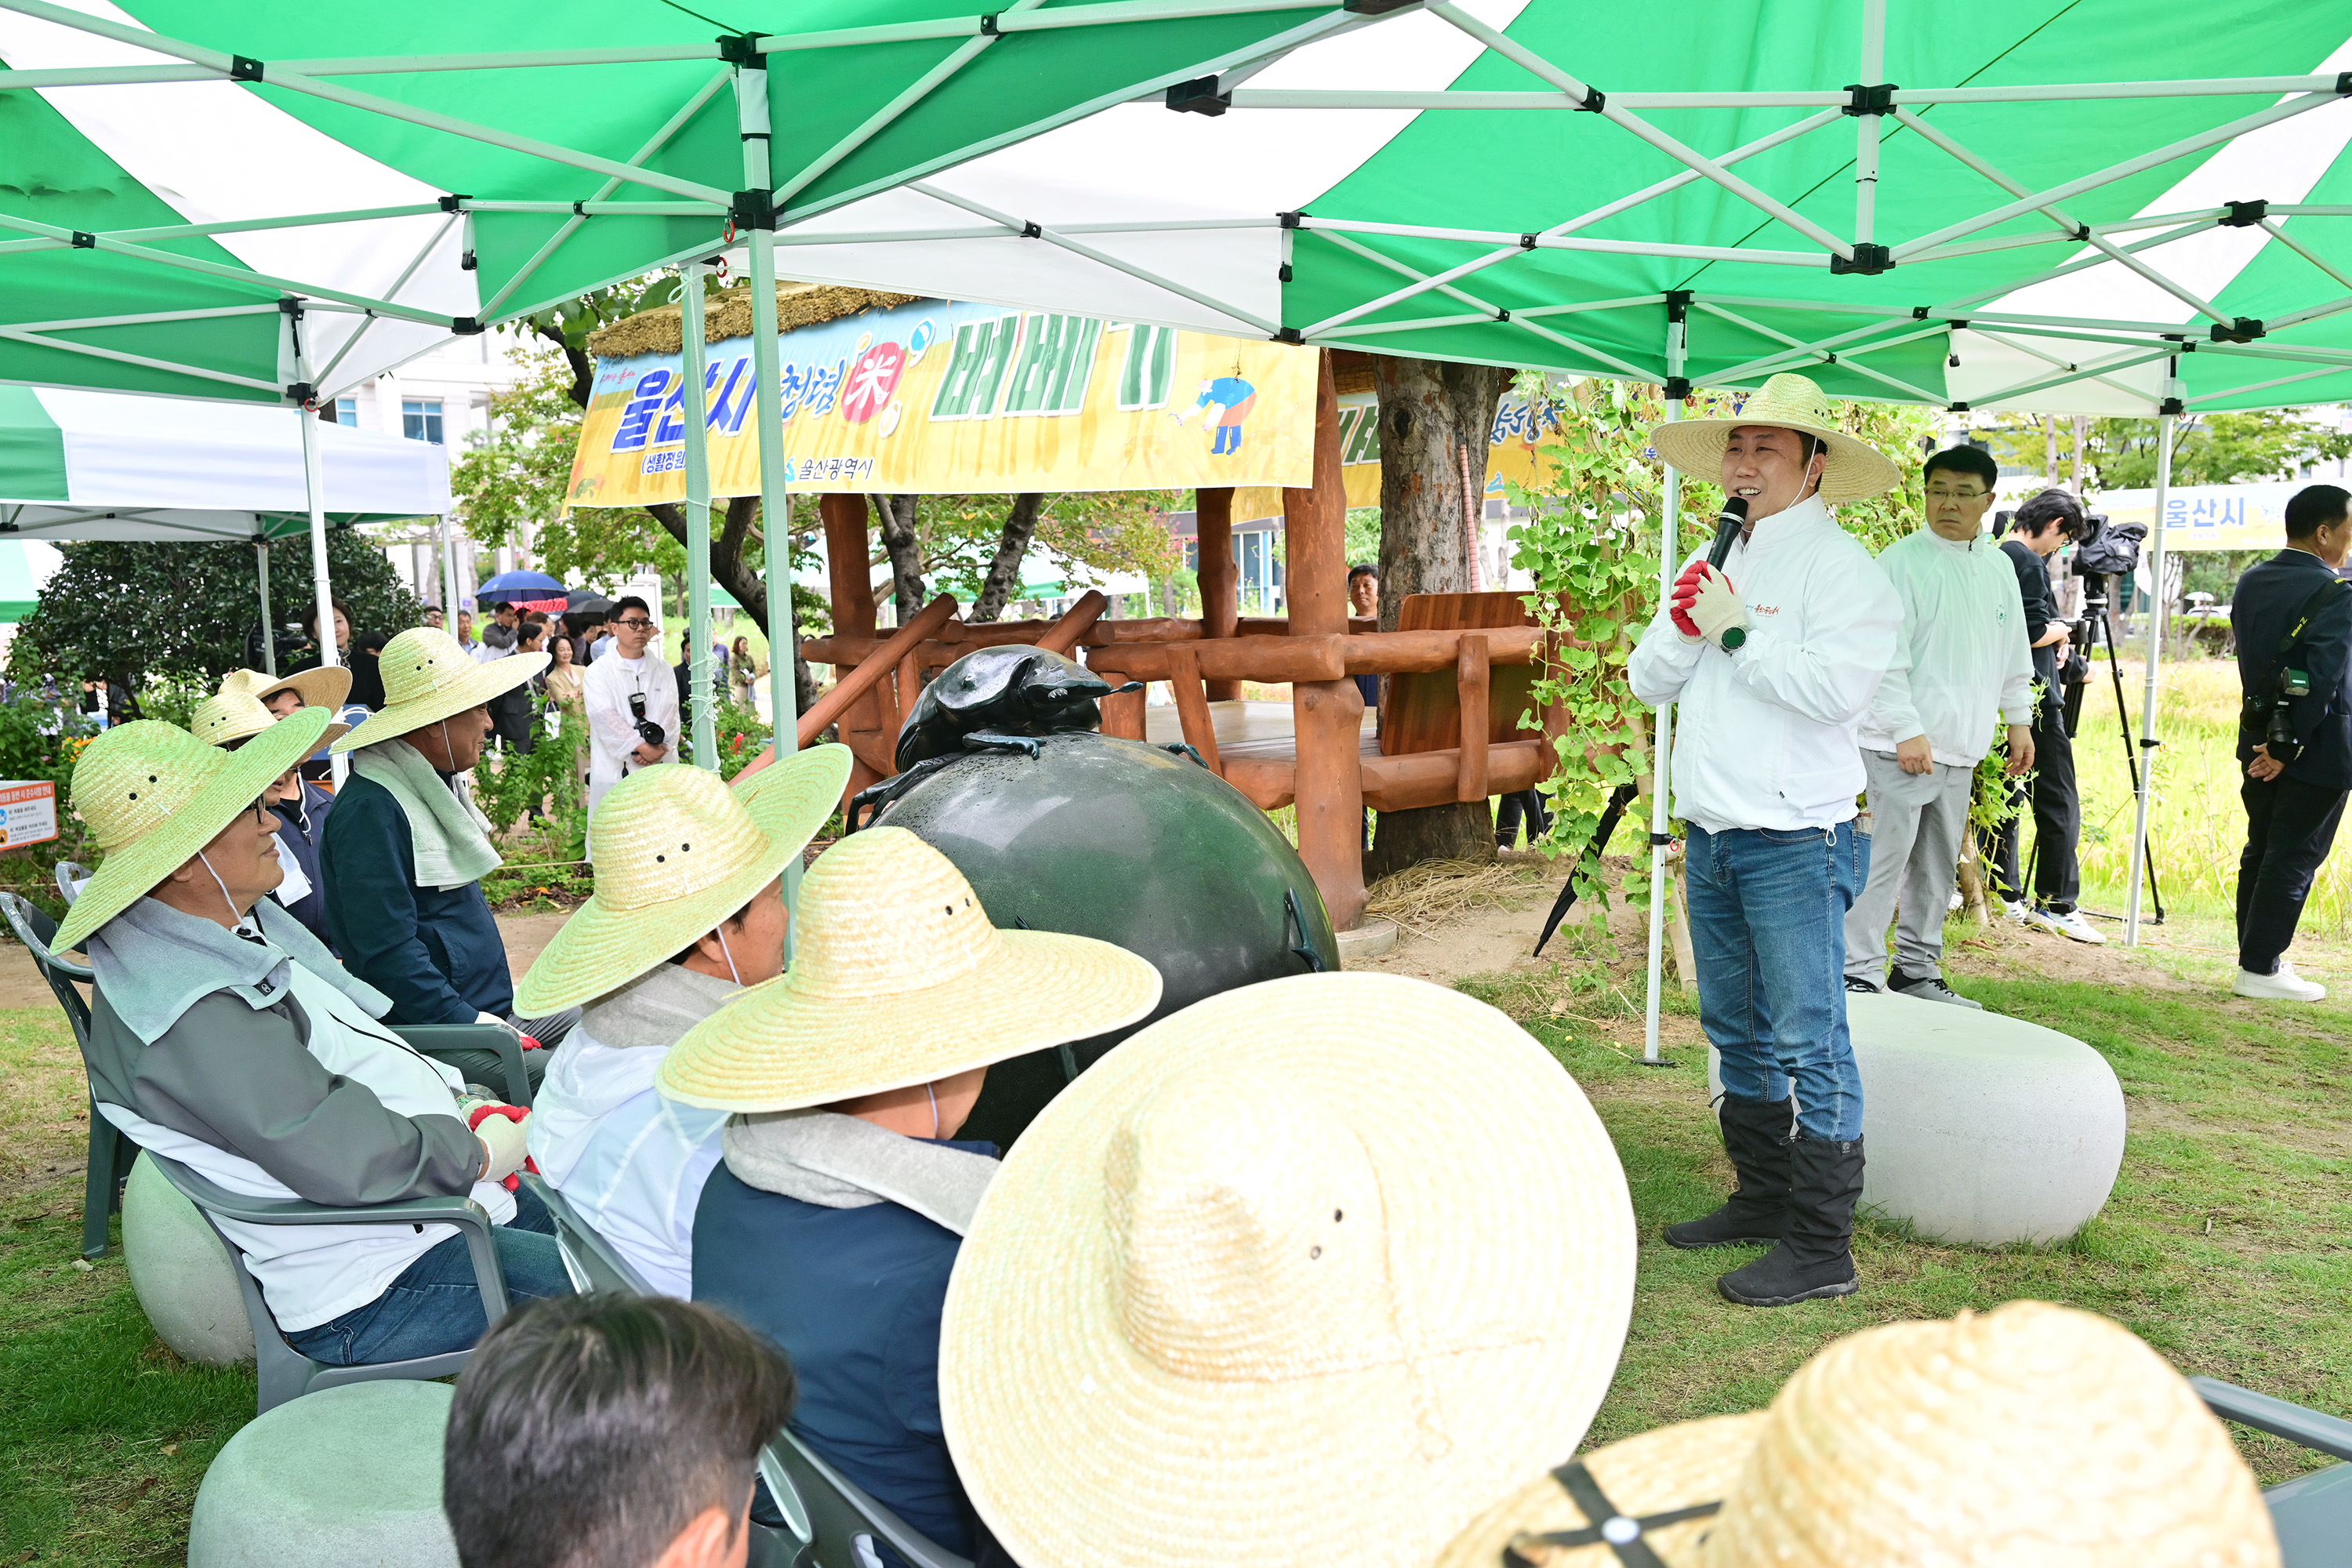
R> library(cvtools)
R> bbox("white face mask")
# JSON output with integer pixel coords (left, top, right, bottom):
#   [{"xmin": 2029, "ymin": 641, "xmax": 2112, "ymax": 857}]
[
  {"xmin": 196, "ymin": 849, "xmax": 252, "ymax": 934},
  {"xmin": 927, "ymin": 1080, "xmax": 940, "ymax": 1140},
  {"xmin": 714, "ymin": 924, "xmax": 742, "ymax": 987}
]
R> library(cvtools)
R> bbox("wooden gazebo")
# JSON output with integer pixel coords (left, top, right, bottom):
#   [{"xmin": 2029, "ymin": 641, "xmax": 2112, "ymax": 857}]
[{"xmin": 793, "ymin": 351, "xmax": 1559, "ymax": 931}]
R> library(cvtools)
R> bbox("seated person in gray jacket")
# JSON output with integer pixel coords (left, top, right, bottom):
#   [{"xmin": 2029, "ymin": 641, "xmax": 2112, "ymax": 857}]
[
  {"xmin": 58, "ymin": 715, "xmax": 571, "ymax": 1366},
  {"xmin": 659, "ymin": 828, "xmax": 1160, "ymax": 1561}
]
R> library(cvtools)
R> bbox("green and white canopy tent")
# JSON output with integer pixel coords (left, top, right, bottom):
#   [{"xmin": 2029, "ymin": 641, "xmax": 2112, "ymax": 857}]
[{"xmin": 0, "ymin": 383, "xmax": 449, "ymax": 669}]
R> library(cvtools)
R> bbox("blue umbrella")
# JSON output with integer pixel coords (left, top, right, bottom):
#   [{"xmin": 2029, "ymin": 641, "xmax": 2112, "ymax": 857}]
[{"xmin": 475, "ymin": 569, "xmax": 567, "ymax": 610}]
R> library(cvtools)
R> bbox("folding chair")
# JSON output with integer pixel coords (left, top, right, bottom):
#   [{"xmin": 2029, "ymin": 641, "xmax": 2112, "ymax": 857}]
[
  {"xmin": 1, "ymin": 891, "xmax": 132, "ymax": 1258},
  {"xmin": 521, "ymin": 1175, "xmax": 815, "ymax": 1566},
  {"xmin": 142, "ymin": 1149, "xmax": 510, "ymax": 1414},
  {"xmin": 2194, "ymin": 1377, "xmax": 2352, "ymax": 1567},
  {"xmin": 54, "ymin": 861, "xmax": 93, "ymax": 906},
  {"xmin": 392, "ymin": 1022, "xmax": 539, "ymax": 1109},
  {"xmin": 772, "ymin": 1427, "xmax": 972, "ymax": 1568}
]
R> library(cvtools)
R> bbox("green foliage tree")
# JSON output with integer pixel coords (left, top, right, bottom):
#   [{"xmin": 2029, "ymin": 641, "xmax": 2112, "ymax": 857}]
[
  {"xmin": 7, "ymin": 528, "xmax": 418, "ymax": 699},
  {"xmin": 1991, "ymin": 410, "xmax": 2352, "ymax": 491}
]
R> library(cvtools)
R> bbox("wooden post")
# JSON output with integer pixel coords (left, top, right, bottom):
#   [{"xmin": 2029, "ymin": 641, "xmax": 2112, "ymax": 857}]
[
  {"xmin": 822, "ymin": 495, "xmax": 883, "ymax": 802},
  {"xmin": 1456, "ymin": 633, "xmax": 1490, "ymax": 802},
  {"xmin": 1285, "ymin": 351, "xmax": 1367, "ymax": 931},
  {"xmin": 1167, "ymin": 644, "xmax": 1223, "ymax": 776},
  {"xmin": 1036, "ymin": 590, "xmax": 1108, "ymax": 655},
  {"xmin": 1100, "ymin": 687, "xmax": 1146, "ymax": 739},
  {"xmin": 1195, "ymin": 486, "xmax": 1242, "ymax": 702}
]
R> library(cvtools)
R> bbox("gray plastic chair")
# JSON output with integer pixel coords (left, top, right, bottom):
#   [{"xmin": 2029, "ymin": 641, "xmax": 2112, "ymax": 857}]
[
  {"xmin": 54, "ymin": 861, "xmax": 92, "ymax": 906},
  {"xmin": 2194, "ymin": 1376, "xmax": 2352, "ymax": 1567},
  {"xmin": 772, "ymin": 1427, "xmax": 973, "ymax": 1568},
  {"xmin": 1, "ymin": 891, "xmax": 132, "ymax": 1259},
  {"xmin": 391, "ymin": 1022, "xmax": 539, "ymax": 1109},
  {"xmin": 143, "ymin": 1150, "xmax": 510, "ymax": 1414}
]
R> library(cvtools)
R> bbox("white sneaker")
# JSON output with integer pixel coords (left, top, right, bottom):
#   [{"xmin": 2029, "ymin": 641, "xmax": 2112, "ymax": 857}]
[
  {"xmin": 2024, "ymin": 905, "xmax": 2107, "ymax": 945},
  {"xmin": 2002, "ymin": 898, "xmax": 2028, "ymax": 924},
  {"xmin": 1947, "ymin": 888, "xmax": 1964, "ymax": 913},
  {"xmin": 2234, "ymin": 962, "xmax": 2327, "ymax": 1002}
]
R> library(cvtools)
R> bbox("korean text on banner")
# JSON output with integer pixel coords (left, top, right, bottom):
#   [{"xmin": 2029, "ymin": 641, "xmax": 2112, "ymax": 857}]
[
  {"xmin": 0, "ymin": 781, "xmax": 57, "ymax": 849},
  {"xmin": 1228, "ymin": 392, "xmax": 1567, "ymax": 522},
  {"xmin": 565, "ymin": 301, "xmax": 1319, "ymax": 506}
]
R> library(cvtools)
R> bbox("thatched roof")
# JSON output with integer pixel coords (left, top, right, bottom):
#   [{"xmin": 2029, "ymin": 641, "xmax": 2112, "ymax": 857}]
[{"xmin": 586, "ymin": 280, "xmax": 923, "ymax": 359}]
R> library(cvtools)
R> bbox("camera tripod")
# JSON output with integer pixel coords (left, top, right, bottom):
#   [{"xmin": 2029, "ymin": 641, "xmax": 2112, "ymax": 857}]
[{"xmin": 2052, "ymin": 574, "xmax": 2165, "ymax": 924}]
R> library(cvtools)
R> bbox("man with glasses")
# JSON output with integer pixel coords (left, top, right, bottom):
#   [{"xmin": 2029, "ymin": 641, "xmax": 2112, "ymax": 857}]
[
  {"xmin": 1844, "ymin": 445, "xmax": 2037, "ymax": 1005},
  {"xmin": 583, "ymin": 596, "xmax": 678, "ymax": 818}
]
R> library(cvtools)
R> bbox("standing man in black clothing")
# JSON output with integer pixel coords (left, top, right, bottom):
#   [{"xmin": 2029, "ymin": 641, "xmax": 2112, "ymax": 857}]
[
  {"xmin": 1991, "ymin": 489, "xmax": 2102, "ymax": 943},
  {"xmin": 2229, "ymin": 484, "xmax": 2352, "ymax": 1001}
]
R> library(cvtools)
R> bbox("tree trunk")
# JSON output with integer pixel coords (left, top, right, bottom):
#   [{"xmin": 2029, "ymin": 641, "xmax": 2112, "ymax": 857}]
[
  {"xmin": 535, "ymin": 323, "xmax": 597, "ymax": 411},
  {"xmin": 871, "ymin": 493, "xmax": 926, "ymax": 624},
  {"xmin": 1955, "ymin": 822, "xmax": 1990, "ymax": 925},
  {"xmin": 1364, "ymin": 354, "xmax": 1513, "ymax": 875},
  {"xmin": 644, "ymin": 496, "xmax": 814, "ymax": 721},
  {"xmin": 968, "ymin": 494, "xmax": 1044, "ymax": 623}
]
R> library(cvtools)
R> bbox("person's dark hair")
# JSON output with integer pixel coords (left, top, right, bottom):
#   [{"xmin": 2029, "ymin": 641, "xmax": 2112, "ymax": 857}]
[
  {"xmin": 517, "ymin": 622, "xmax": 545, "ymax": 650},
  {"xmin": 1347, "ymin": 564, "xmax": 1377, "ymax": 583},
  {"xmin": 2010, "ymin": 488, "xmax": 2086, "ymax": 542},
  {"xmin": 1922, "ymin": 445, "xmax": 1998, "ymax": 490},
  {"xmin": 550, "ymin": 634, "xmax": 575, "ymax": 661},
  {"xmin": 613, "ymin": 595, "xmax": 652, "ymax": 620},
  {"xmin": 2284, "ymin": 483, "xmax": 2350, "ymax": 542},
  {"xmin": 443, "ymin": 1295, "xmax": 794, "ymax": 1568},
  {"xmin": 299, "ymin": 597, "xmax": 354, "ymax": 638}
]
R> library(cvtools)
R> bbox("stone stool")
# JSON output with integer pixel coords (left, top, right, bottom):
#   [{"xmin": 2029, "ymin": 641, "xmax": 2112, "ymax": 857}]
[
  {"xmin": 188, "ymin": 1381, "xmax": 459, "ymax": 1568},
  {"xmin": 122, "ymin": 1152, "xmax": 254, "ymax": 1366},
  {"xmin": 1707, "ymin": 992, "xmax": 2125, "ymax": 1247}
]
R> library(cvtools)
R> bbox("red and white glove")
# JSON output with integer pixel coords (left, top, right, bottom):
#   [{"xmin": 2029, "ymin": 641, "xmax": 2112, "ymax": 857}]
[
  {"xmin": 1675, "ymin": 564, "xmax": 1751, "ymax": 651},
  {"xmin": 467, "ymin": 1102, "xmax": 537, "ymax": 1192},
  {"xmin": 474, "ymin": 1009, "xmax": 543, "ymax": 1051},
  {"xmin": 1668, "ymin": 561, "xmax": 1711, "ymax": 641}
]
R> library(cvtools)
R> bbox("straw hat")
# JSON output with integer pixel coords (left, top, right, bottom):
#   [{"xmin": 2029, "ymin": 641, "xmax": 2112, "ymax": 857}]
[
  {"xmin": 1649, "ymin": 372, "xmax": 1904, "ymax": 503},
  {"xmin": 190, "ymin": 678, "xmax": 349, "ymax": 752},
  {"xmin": 55, "ymin": 711, "xmax": 333, "ymax": 952},
  {"xmin": 225, "ymin": 663, "xmax": 351, "ymax": 715},
  {"xmin": 512, "ymin": 747, "xmax": 853, "ymax": 1015},
  {"xmin": 1436, "ymin": 1300, "xmax": 2278, "ymax": 1568},
  {"xmin": 940, "ymin": 971, "xmax": 1639, "ymax": 1568},
  {"xmin": 655, "ymin": 826, "xmax": 1162, "ymax": 1111},
  {"xmin": 331, "ymin": 627, "xmax": 547, "ymax": 753}
]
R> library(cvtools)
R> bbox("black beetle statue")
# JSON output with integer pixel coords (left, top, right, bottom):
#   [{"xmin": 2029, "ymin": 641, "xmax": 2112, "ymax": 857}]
[{"xmin": 851, "ymin": 645, "xmax": 1340, "ymax": 1148}]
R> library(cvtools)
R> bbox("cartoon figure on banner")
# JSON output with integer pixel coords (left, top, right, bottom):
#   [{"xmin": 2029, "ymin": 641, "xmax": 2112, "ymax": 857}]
[
  {"xmin": 1171, "ymin": 372, "xmax": 1257, "ymax": 455},
  {"xmin": 840, "ymin": 341, "xmax": 908, "ymax": 425}
]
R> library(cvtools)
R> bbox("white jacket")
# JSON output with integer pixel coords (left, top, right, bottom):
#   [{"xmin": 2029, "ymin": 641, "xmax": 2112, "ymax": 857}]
[
  {"xmin": 1628, "ymin": 495, "xmax": 1902, "ymax": 833},
  {"xmin": 582, "ymin": 651, "xmax": 679, "ymax": 793},
  {"xmin": 1858, "ymin": 528, "xmax": 2038, "ymax": 767}
]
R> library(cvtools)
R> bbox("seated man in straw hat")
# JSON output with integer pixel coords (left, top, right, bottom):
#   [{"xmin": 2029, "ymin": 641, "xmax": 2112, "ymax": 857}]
[
  {"xmin": 1437, "ymin": 1299, "xmax": 2278, "ymax": 1568},
  {"xmin": 517, "ymin": 747, "xmax": 848, "ymax": 1298},
  {"xmin": 1628, "ymin": 372, "xmax": 1903, "ymax": 1308},
  {"xmin": 935, "ymin": 971, "xmax": 1639, "ymax": 1568},
  {"xmin": 59, "ymin": 717, "xmax": 568, "ymax": 1366},
  {"xmin": 660, "ymin": 828, "xmax": 1161, "ymax": 1561},
  {"xmin": 191, "ymin": 667, "xmax": 353, "ymax": 947},
  {"xmin": 322, "ymin": 628, "xmax": 576, "ymax": 1065}
]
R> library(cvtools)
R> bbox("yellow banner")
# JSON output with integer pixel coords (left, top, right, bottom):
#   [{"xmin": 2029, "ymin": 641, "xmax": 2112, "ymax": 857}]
[
  {"xmin": 565, "ymin": 299, "xmax": 1319, "ymax": 507},
  {"xmin": 1228, "ymin": 392, "xmax": 1563, "ymax": 521}
]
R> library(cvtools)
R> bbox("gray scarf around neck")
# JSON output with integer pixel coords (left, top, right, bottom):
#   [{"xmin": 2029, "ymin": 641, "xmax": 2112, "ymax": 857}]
[
  {"xmin": 723, "ymin": 1111, "xmax": 998, "ymax": 1236},
  {"xmin": 579, "ymin": 964, "xmax": 737, "ymax": 1049}
]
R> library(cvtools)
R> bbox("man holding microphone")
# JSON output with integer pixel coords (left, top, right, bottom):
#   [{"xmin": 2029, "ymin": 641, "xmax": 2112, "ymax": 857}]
[{"xmin": 1629, "ymin": 374, "xmax": 1903, "ymax": 1308}]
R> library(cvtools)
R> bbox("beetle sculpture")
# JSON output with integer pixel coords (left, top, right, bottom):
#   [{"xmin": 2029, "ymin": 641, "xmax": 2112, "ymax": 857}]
[{"xmin": 847, "ymin": 646, "xmax": 1148, "ymax": 827}]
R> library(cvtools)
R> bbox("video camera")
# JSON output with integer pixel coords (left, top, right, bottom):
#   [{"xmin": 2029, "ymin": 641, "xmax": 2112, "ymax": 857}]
[
  {"xmin": 2071, "ymin": 512, "xmax": 2145, "ymax": 580},
  {"xmin": 626, "ymin": 691, "xmax": 667, "ymax": 750}
]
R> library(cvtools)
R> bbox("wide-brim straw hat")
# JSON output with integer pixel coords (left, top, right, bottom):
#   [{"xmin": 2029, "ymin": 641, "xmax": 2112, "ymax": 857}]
[
  {"xmin": 940, "ymin": 971, "xmax": 1639, "ymax": 1568},
  {"xmin": 513, "ymin": 747, "xmax": 853, "ymax": 1015},
  {"xmin": 332, "ymin": 627, "xmax": 546, "ymax": 753},
  {"xmin": 1436, "ymin": 1300, "xmax": 2278, "ymax": 1568},
  {"xmin": 190, "ymin": 678, "xmax": 349, "ymax": 752},
  {"xmin": 1649, "ymin": 372, "xmax": 1904, "ymax": 503},
  {"xmin": 656, "ymin": 826, "xmax": 1162, "ymax": 1111},
  {"xmin": 230, "ymin": 663, "xmax": 351, "ymax": 714},
  {"xmin": 56, "ymin": 711, "xmax": 333, "ymax": 953}
]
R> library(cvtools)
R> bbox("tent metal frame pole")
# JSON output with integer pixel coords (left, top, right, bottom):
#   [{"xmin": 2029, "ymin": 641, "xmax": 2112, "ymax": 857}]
[
  {"xmin": 1853, "ymin": 0, "xmax": 1885, "ymax": 245},
  {"xmin": 481, "ymin": 66, "xmax": 736, "ymax": 317},
  {"xmin": 1426, "ymin": 0, "xmax": 1855, "ymax": 259},
  {"xmin": 1924, "ymin": 220, "xmax": 2219, "ymax": 308},
  {"xmin": 458, "ymin": 201, "xmax": 728, "ymax": 216},
  {"xmin": 1644, "ymin": 335, "xmax": 1685, "ymax": 1065},
  {"xmin": 1326, "ymin": 293, "xmax": 1662, "ymax": 339},
  {"xmin": 2187, "ymin": 364, "xmax": 2351, "ymax": 404},
  {"xmin": 680, "ymin": 258, "xmax": 718, "ymax": 771},
  {"xmin": 1693, "ymin": 302, "xmax": 1944, "ymax": 401},
  {"xmin": 740, "ymin": 60, "xmax": 805, "ymax": 959},
  {"xmin": 1969, "ymin": 328, "xmax": 2155, "ymax": 402},
  {"xmin": 5, "ymin": 303, "xmax": 284, "ymax": 334},
  {"xmin": 314, "ymin": 214, "xmax": 462, "ymax": 394},
  {"xmin": 1305, "ymin": 216, "xmax": 1832, "ymax": 267},
  {"xmin": 1216, "ymin": 74, "xmax": 2352, "ymax": 111},
  {"xmin": 907, "ymin": 183, "xmax": 1279, "ymax": 332},
  {"xmin": 1893, "ymin": 91, "xmax": 2340, "ymax": 260},
  {"xmin": 103, "ymin": 205, "xmax": 445, "ymax": 242},
  {"xmin": 1708, "ymin": 317, "xmax": 1947, "ymax": 384},
  {"xmin": 1969, "ymin": 346, "xmax": 2182, "ymax": 405},
  {"xmin": 256, "ymin": 543, "xmax": 275, "ymax": 677},
  {"xmin": 772, "ymin": 31, "xmax": 1000, "ymax": 205},
  {"xmin": 2125, "ymin": 394, "xmax": 2178, "ymax": 945},
  {"xmin": 286, "ymin": 309, "xmax": 343, "ymax": 789},
  {"xmin": 2255, "ymin": 220, "xmax": 2352, "ymax": 294},
  {"xmin": 437, "ymin": 514, "xmax": 460, "ymax": 624},
  {"xmin": 1308, "ymin": 230, "xmax": 1653, "ymax": 376}
]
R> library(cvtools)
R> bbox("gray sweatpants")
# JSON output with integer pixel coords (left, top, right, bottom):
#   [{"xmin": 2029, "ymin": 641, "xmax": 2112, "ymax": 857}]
[{"xmin": 1844, "ymin": 749, "xmax": 1975, "ymax": 984}]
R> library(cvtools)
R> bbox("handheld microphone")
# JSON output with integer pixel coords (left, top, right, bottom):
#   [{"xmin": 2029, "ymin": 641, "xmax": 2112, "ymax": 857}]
[{"xmin": 1705, "ymin": 496, "xmax": 1750, "ymax": 572}]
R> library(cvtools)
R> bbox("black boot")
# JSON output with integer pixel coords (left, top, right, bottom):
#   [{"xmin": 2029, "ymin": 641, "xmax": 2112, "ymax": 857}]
[
  {"xmin": 1663, "ymin": 1095, "xmax": 1792, "ymax": 1250},
  {"xmin": 1718, "ymin": 1136, "xmax": 1864, "ymax": 1307}
]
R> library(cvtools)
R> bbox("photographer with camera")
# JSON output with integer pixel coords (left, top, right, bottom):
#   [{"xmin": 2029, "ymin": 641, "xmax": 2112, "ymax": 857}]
[
  {"xmin": 1991, "ymin": 489, "xmax": 2100, "ymax": 943},
  {"xmin": 2229, "ymin": 484, "xmax": 2352, "ymax": 1001},
  {"xmin": 583, "ymin": 596, "xmax": 679, "ymax": 820}
]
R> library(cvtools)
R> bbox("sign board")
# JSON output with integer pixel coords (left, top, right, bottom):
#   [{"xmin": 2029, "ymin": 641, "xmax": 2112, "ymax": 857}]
[
  {"xmin": 0, "ymin": 779, "xmax": 56, "ymax": 849},
  {"xmin": 567, "ymin": 301, "xmax": 1320, "ymax": 507},
  {"xmin": 2092, "ymin": 481, "xmax": 2314, "ymax": 554},
  {"xmin": 1230, "ymin": 391, "xmax": 1566, "ymax": 521}
]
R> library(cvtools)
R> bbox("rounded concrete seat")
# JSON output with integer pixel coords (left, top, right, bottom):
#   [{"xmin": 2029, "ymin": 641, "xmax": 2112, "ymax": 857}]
[
  {"xmin": 1708, "ymin": 992, "xmax": 2125, "ymax": 1247},
  {"xmin": 188, "ymin": 1381, "xmax": 459, "ymax": 1568},
  {"xmin": 121, "ymin": 1152, "xmax": 255, "ymax": 1367}
]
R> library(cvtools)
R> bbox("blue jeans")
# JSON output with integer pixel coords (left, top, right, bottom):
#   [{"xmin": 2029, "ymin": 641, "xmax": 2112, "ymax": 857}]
[
  {"xmin": 285, "ymin": 1184, "xmax": 571, "ymax": 1366},
  {"xmin": 1685, "ymin": 821, "xmax": 1867, "ymax": 1141}
]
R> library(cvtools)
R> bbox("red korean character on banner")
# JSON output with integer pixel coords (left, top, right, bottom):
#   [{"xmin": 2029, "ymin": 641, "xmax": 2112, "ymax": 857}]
[{"xmin": 838, "ymin": 341, "xmax": 906, "ymax": 425}]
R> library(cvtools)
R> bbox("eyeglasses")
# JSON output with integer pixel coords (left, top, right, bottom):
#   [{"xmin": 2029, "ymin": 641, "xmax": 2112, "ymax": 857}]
[
  {"xmin": 249, "ymin": 794, "xmax": 276, "ymax": 826},
  {"xmin": 1925, "ymin": 487, "xmax": 1990, "ymax": 503},
  {"xmin": 613, "ymin": 618, "xmax": 654, "ymax": 630}
]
